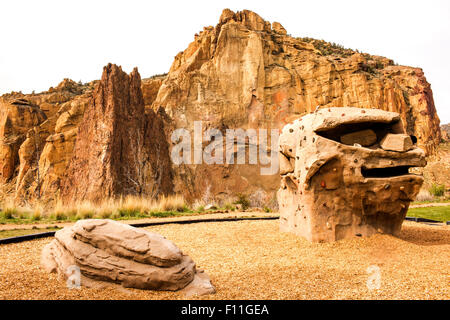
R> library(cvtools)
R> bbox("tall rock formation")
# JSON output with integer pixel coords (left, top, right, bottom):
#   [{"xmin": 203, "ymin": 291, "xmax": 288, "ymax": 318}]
[
  {"xmin": 152, "ymin": 9, "xmax": 442, "ymax": 204},
  {"xmin": 0, "ymin": 9, "xmax": 442, "ymax": 206},
  {"xmin": 60, "ymin": 64, "xmax": 172, "ymax": 203}
]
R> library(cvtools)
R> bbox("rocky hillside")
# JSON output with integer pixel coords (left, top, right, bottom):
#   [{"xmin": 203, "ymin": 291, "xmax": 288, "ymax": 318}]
[
  {"xmin": 0, "ymin": 9, "xmax": 443, "ymax": 206},
  {"xmin": 0, "ymin": 66, "xmax": 172, "ymax": 205},
  {"xmin": 154, "ymin": 9, "xmax": 441, "ymax": 154},
  {"xmin": 152, "ymin": 9, "xmax": 442, "ymax": 203}
]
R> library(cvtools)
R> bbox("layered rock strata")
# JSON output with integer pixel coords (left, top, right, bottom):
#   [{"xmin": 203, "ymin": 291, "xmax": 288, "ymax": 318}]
[{"xmin": 41, "ymin": 219, "xmax": 215, "ymax": 296}]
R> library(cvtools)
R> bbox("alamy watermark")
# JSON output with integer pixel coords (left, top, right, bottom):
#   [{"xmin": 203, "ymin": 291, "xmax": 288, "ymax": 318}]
[
  {"xmin": 366, "ymin": 265, "xmax": 381, "ymax": 290},
  {"xmin": 66, "ymin": 265, "xmax": 81, "ymax": 289},
  {"xmin": 171, "ymin": 121, "xmax": 280, "ymax": 175}
]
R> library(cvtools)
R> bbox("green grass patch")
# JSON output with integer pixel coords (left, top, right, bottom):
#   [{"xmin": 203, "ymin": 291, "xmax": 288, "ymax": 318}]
[
  {"xmin": 1, "ymin": 208, "xmax": 17, "ymax": 220},
  {"xmin": 150, "ymin": 211, "xmax": 183, "ymax": 218},
  {"xmin": 118, "ymin": 209, "xmax": 140, "ymax": 218},
  {"xmin": 412, "ymin": 198, "xmax": 450, "ymax": 205},
  {"xmin": 407, "ymin": 206, "xmax": 450, "ymax": 222},
  {"xmin": 0, "ymin": 227, "xmax": 61, "ymax": 239}
]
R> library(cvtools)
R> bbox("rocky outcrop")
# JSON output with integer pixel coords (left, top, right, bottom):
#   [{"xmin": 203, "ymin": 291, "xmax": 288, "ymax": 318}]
[
  {"xmin": 152, "ymin": 9, "xmax": 441, "ymax": 203},
  {"xmin": 0, "ymin": 9, "xmax": 443, "ymax": 206},
  {"xmin": 141, "ymin": 75, "xmax": 166, "ymax": 107},
  {"xmin": 60, "ymin": 64, "xmax": 172, "ymax": 203},
  {"xmin": 277, "ymin": 107, "xmax": 426, "ymax": 242},
  {"xmin": 0, "ymin": 98, "xmax": 46, "ymax": 184},
  {"xmin": 141, "ymin": 107, "xmax": 174, "ymax": 197},
  {"xmin": 0, "ymin": 66, "xmax": 171, "ymax": 205},
  {"xmin": 8, "ymin": 80, "xmax": 95, "ymax": 203},
  {"xmin": 41, "ymin": 219, "xmax": 215, "ymax": 296}
]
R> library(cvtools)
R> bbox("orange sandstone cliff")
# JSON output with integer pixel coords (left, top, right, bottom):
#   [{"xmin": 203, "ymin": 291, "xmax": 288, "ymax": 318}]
[
  {"xmin": 151, "ymin": 9, "xmax": 441, "ymax": 203},
  {"xmin": 0, "ymin": 9, "xmax": 442, "ymax": 206}
]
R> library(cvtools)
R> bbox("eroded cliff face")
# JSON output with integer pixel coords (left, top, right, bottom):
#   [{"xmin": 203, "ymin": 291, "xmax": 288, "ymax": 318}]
[
  {"xmin": 0, "ymin": 66, "xmax": 170, "ymax": 205},
  {"xmin": 151, "ymin": 9, "xmax": 441, "ymax": 203},
  {"xmin": 0, "ymin": 80, "xmax": 94, "ymax": 203},
  {"xmin": 0, "ymin": 9, "xmax": 442, "ymax": 206},
  {"xmin": 60, "ymin": 64, "xmax": 172, "ymax": 203}
]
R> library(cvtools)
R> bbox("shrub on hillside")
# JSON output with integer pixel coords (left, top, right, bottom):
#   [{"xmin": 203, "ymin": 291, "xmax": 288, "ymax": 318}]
[{"xmin": 429, "ymin": 184, "xmax": 445, "ymax": 197}]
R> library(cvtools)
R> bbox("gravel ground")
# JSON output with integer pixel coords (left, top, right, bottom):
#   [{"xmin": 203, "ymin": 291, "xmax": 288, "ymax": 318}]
[{"xmin": 0, "ymin": 220, "xmax": 448, "ymax": 300}]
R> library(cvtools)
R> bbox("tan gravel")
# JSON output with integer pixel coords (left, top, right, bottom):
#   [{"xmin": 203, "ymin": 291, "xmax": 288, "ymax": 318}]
[{"xmin": 0, "ymin": 220, "xmax": 448, "ymax": 300}]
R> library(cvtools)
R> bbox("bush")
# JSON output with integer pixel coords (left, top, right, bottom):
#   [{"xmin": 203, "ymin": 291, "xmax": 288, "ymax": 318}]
[
  {"xmin": 95, "ymin": 209, "xmax": 113, "ymax": 219},
  {"xmin": 19, "ymin": 211, "xmax": 30, "ymax": 219},
  {"xmin": 196, "ymin": 205, "xmax": 205, "ymax": 213},
  {"xmin": 2, "ymin": 208, "xmax": 17, "ymax": 219},
  {"xmin": 235, "ymin": 193, "xmax": 250, "ymax": 210},
  {"xmin": 54, "ymin": 211, "xmax": 67, "ymax": 221},
  {"xmin": 177, "ymin": 204, "xmax": 190, "ymax": 213},
  {"xmin": 429, "ymin": 184, "xmax": 445, "ymax": 197},
  {"xmin": 223, "ymin": 203, "xmax": 234, "ymax": 211},
  {"xmin": 76, "ymin": 210, "xmax": 93, "ymax": 220},
  {"xmin": 118, "ymin": 208, "xmax": 139, "ymax": 217},
  {"xmin": 32, "ymin": 211, "xmax": 41, "ymax": 221}
]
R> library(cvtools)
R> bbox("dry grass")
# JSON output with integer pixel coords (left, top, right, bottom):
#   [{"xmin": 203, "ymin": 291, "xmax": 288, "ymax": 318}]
[
  {"xmin": 0, "ymin": 220, "xmax": 448, "ymax": 300},
  {"xmin": 415, "ymin": 190, "xmax": 435, "ymax": 202},
  {"xmin": 0, "ymin": 195, "xmax": 190, "ymax": 222}
]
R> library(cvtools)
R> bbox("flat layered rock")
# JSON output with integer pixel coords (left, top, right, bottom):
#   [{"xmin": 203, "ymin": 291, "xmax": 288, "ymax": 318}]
[{"xmin": 41, "ymin": 219, "xmax": 215, "ymax": 296}]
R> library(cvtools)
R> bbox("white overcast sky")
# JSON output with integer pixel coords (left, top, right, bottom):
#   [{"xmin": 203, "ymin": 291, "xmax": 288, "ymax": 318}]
[{"xmin": 1, "ymin": 0, "xmax": 449, "ymax": 123}]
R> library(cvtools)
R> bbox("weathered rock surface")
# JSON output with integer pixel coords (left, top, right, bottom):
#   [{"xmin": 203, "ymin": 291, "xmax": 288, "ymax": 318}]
[
  {"xmin": 340, "ymin": 129, "xmax": 377, "ymax": 147},
  {"xmin": 0, "ymin": 9, "xmax": 443, "ymax": 206},
  {"xmin": 141, "ymin": 75, "xmax": 166, "ymax": 107},
  {"xmin": 152, "ymin": 8, "xmax": 441, "ymax": 203},
  {"xmin": 277, "ymin": 107, "xmax": 426, "ymax": 242},
  {"xmin": 0, "ymin": 80, "xmax": 95, "ymax": 204},
  {"xmin": 0, "ymin": 98, "xmax": 47, "ymax": 183},
  {"xmin": 60, "ymin": 64, "xmax": 172, "ymax": 203},
  {"xmin": 380, "ymin": 133, "xmax": 414, "ymax": 152},
  {"xmin": 41, "ymin": 219, "xmax": 215, "ymax": 295}
]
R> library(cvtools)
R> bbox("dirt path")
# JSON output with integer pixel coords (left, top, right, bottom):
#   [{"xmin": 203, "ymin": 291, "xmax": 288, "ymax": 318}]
[{"xmin": 409, "ymin": 202, "xmax": 450, "ymax": 208}]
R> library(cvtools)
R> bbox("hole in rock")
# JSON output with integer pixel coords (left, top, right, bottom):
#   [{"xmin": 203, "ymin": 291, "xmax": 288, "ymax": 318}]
[
  {"xmin": 361, "ymin": 166, "xmax": 412, "ymax": 178},
  {"xmin": 315, "ymin": 120, "xmax": 402, "ymax": 146}
]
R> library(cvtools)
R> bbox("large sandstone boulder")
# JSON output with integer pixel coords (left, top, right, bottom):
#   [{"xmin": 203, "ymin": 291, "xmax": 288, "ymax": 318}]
[
  {"xmin": 41, "ymin": 219, "xmax": 215, "ymax": 296},
  {"xmin": 277, "ymin": 107, "xmax": 427, "ymax": 242}
]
